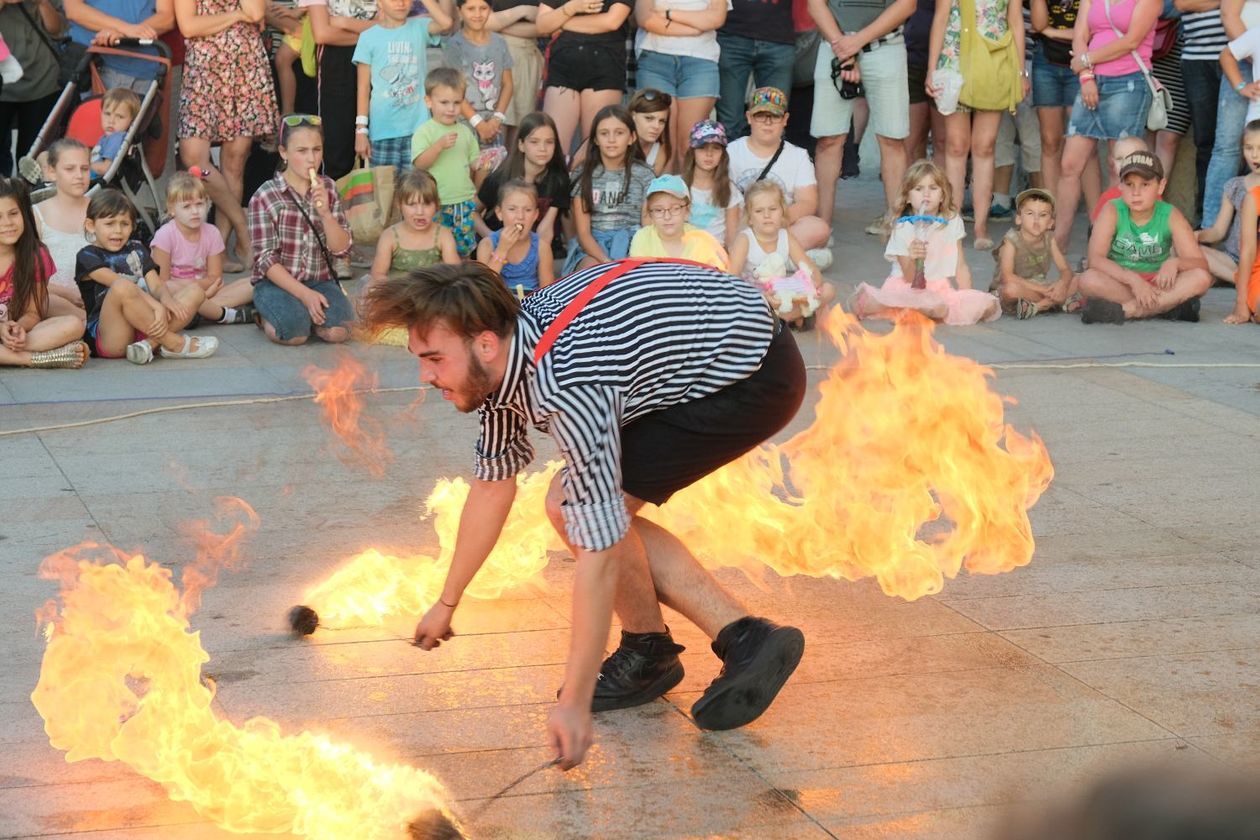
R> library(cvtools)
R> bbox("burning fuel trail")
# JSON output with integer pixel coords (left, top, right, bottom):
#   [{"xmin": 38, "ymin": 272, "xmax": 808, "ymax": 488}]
[
  {"xmin": 31, "ymin": 500, "xmax": 465, "ymax": 839},
  {"xmin": 303, "ymin": 310, "xmax": 1054, "ymax": 629}
]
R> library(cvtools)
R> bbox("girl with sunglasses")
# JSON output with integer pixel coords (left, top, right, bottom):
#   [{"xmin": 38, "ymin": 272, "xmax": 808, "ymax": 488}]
[{"xmin": 246, "ymin": 115, "xmax": 355, "ymax": 346}]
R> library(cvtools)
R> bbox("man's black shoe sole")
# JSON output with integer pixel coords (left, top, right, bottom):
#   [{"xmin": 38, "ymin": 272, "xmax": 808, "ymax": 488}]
[
  {"xmin": 690, "ymin": 627, "xmax": 805, "ymax": 731},
  {"xmin": 590, "ymin": 660, "xmax": 685, "ymax": 713}
]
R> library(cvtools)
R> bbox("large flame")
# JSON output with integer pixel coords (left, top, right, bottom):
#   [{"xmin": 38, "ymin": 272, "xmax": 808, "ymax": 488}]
[
  {"xmin": 303, "ymin": 310, "xmax": 1053, "ymax": 627},
  {"xmin": 31, "ymin": 500, "xmax": 464, "ymax": 839}
]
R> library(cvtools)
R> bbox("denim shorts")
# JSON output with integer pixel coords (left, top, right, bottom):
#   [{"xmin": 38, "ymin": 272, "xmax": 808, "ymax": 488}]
[
  {"xmin": 1067, "ymin": 71, "xmax": 1152, "ymax": 139},
  {"xmin": 635, "ymin": 50, "xmax": 721, "ymax": 100},
  {"xmin": 253, "ymin": 279, "xmax": 355, "ymax": 341},
  {"xmin": 1032, "ymin": 52, "xmax": 1080, "ymax": 109}
]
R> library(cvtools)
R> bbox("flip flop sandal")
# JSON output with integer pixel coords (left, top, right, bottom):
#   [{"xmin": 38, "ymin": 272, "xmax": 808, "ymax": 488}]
[
  {"xmin": 29, "ymin": 340, "xmax": 87, "ymax": 369},
  {"xmin": 1065, "ymin": 291, "xmax": 1085, "ymax": 313},
  {"xmin": 125, "ymin": 341, "xmax": 155, "ymax": 365},
  {"xmin": 1016, "ymin": 298, "xmax": 1037, "ymax": 320},
  {"xmin": 158, "ymin": 335, "xmax": 219, "ymax": 359}
]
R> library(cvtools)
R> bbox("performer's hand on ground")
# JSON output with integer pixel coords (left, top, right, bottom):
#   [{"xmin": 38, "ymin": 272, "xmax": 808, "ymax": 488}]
[
  {"xmin": 548, "ymin": 703, "xmax": 592, "ymax": 770},
  {"xmin": 413, "ymin": 601, "xmax": 455, "ymax": 650}
]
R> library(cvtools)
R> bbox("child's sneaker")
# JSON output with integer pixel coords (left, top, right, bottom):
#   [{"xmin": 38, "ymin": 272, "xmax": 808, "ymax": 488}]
[
  {"xmin": 1016, "ymin": 298, "xmax": 1037, "ymax": 320},
  {"xmin": 125, "ymin": 341, "xmax": 154, "ymax": 365},
  {"xmin": 1081, "ymin": 298, "xmax": 1125, "ymax": 324},
  {"xmin": 1162, "ymin": 297, "xmax": 1201, "ymax": 322},
  {"xmin": 805, "ymin": 248, "xmax": 833, "ymax": 270}
]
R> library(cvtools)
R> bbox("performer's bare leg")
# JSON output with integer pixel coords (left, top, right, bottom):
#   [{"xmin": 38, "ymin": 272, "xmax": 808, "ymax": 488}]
[{"xmin": 545, "ymin": 475, "xmax": 666, "ymax": 634}]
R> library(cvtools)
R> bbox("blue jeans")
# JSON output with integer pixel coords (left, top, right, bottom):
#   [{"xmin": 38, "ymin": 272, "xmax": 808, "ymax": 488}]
[
  {"xmin": 716, "ymin": 33, "xmax": 795, "ymax": 139},
  {"xmin": 1182, "ymin": 59, "xmax": 1222, "ymax": 221},
  {"xmin": 1203, "ymin": 64, "xmax": 1251, "ymax": 228}
]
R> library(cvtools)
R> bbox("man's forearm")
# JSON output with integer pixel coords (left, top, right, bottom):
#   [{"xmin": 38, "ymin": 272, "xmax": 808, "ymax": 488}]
[
  {"xmin": 441, "ymin": 477, "xmax": 517, "ymax": 604},
  {"xmin": 556, "ymin": 544, "xmax": 620, "ymax": 709}
]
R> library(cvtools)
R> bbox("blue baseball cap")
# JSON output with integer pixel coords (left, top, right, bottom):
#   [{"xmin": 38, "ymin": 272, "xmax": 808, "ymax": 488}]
[{"xmin": 646, "ymin": 174, "xmax": 689, "ymax": 200}]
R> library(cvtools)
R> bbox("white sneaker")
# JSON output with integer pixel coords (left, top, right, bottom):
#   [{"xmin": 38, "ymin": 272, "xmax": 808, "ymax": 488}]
[
  {"xmin": 864, "ymin": 214, "xmax": 891, "ymax": 236},
  {"xmin": 806, "ymin": 248, "xmax": 833, "ymax": 270}
]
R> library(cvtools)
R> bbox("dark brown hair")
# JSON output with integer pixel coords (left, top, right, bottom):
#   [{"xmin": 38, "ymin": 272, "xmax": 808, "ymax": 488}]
[
  {"xmin": 628, "ymin": 88, "xmax": 672, "ymax": 170},
  {"xmin": 0, "ymin": 177, "xmax": 48, "ymax": 320},
  {"xmin": 682, "ymin": 144, "xmax": 731, "ymax": 209},
  {"xmin": 360, "ymin": 262, "xmax": 520, "ymax": 341},
  {"xmin": 575, "ymin": 105, "xmax": 636, "ymax": 214}
]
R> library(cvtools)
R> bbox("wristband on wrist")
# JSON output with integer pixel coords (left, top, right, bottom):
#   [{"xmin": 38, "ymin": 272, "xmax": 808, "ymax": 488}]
[
  {"xmin": 354, "ymin": 127, "xmax": 369, "ymax": 135},
  {"xmin": 492, "ymin": 111, "xmax": 506, "ymax": 122},
  {"xmin": 1079, "ymin": 72, "xmax": 1095, "ymax": 82},
  {"xmin": 1238, "ymin": 80, "xmax": 1248, "ymax": 92},
  {"xmin": 1081, "ymin": 52, "xmax": 1092, "ymax": 70},
  {"xmin": 354, "ymin": 115, "xmax": 368, "ymax": 126},
  {"xmin": 470, "ymin": 113, "xmax": 484, "ymax": 127}
]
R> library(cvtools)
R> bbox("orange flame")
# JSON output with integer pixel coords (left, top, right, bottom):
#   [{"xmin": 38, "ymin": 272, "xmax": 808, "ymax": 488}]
[
  {"xmin": 31, "ymin": 529, "xmax": 463, "ymax": 837},
  {"xmin": 304, "ymin": 310, "xmax": 1053, "ymax": 627},
  {"xmin": 304, "ymin": 355, "xmax": 393, "ymax": 477}
]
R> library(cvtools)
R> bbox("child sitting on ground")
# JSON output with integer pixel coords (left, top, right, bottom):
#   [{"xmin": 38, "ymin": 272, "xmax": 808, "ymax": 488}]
[
  {"xmin": 151, "ymin": 172, "xmax": 255, "ymax": 326},
  {"xmin": 992, "ymin": 188, "xmax": 1078, "ymax": 319},
  {"xmin": 729, "ymin": 180, "xmax": 835, "ymax": 328},
  {"xmin": 629, "ymin": 174, "xmax": 728, "ymax": 270},
  {"xmin": 0, "ymin": 177, "xmax": 88, "ymax": 369},
  {"xmin": 851, "ymin": 159, "xmax": 1000, "ymax": 325},
  {"xmin": 249, "ymin": 115, "xmax": 355, "ymax": 346},
  {"xmin": 476, "ymin": 178, "xmax": 553, "ymax": 295},
  {"xmin": 683, "ymin": 120, "xmax": 741, "ymax": 250},
  {"xmin": 1079, "ymin": 152, "xmax": 1211, "ymax": 324},
  {"xmin": 76, "ymin": 189, "xmax": 217, "ymax": 363},
  {"xmin": 1089, "ymin": 136, "xmax": 1151, "ymax": 226},
  {"xmin": 412, "ymin": 67, "xmax": 483, "ymax": 257},
  {"xmin": 1197, "ymin": 120, "xmax": 1260, "ymax": 286},
  {"xmin": 32, "ymin": 139, "xmax": 91, "ymax": 319},
  {"xmin": 370, "ymin": 169, "xmax": 460, "ymax": 286}
]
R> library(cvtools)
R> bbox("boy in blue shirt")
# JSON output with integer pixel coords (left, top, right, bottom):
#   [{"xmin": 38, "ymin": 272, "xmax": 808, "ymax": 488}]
[{"xmin": 352, "ymin": 0, "xmax": 452, "ymax": 173}]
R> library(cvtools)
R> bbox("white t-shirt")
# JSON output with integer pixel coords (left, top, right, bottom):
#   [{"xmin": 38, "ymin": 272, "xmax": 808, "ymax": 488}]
[
  {"xmin": 638, "ymin": 0, "xmax": 720, "ymax": 62},
  {"xmin": 687, "ymin": 181, "xmax": 742, "ymax": 242},
  {"xmin": 728, "ymin": 137, "xmax": 817, "ymax": 206},
  {"xmin": 885, "ymin": 214, "xmax": 965, "ymax": 280},
  {"xmin": 1229, "ymin": 27, "xmax": 1260, "ymax": 123}
]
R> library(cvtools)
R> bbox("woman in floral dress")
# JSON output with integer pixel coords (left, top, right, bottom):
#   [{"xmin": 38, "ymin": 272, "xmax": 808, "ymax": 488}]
[
  {"xmin": 175, "ymin": 0, "xmax": 279, "ymax": 271},
  {"xmin": 926, "ymin": 0, "xmax": 1028, "ymax": 251}
]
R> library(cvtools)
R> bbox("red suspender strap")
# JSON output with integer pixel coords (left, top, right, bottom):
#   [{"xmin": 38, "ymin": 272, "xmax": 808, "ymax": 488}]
[{"xmin": 531, "ymin": 257, "xmax": 718, "ymax": 365}]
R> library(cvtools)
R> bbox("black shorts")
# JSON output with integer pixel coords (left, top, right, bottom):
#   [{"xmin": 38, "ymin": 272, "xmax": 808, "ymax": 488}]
[
  {"xmin": 546, "ymin": 43, "xmax": 626, "ymax": 93},
  {"xmin": 621, "ymin": 323, "xmax": 807, "ymax": 505},
  {"xmin": 907, "ymin": 59, "xmax": 929, "ymax": 106}
]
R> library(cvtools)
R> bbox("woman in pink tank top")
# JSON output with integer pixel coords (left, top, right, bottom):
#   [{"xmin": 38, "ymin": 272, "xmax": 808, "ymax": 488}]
[{"xmin": 1052, "ymin": 0, "xmax": 1160, "ymax": 250}]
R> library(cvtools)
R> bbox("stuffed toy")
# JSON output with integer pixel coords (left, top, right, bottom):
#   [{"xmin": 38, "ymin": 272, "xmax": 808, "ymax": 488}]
[{"xmin": 752, "ymin": 253, "xmax": 819, "ymax": 318}]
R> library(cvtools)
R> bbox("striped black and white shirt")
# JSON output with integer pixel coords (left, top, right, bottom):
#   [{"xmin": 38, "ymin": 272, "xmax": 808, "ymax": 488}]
[
  {"xmin": 475, "ymin": 260, "xmax": 776, "ymax": 552},
  {"xmin": 1182, "ymin": 8, "xmax": 1228, "ymax": 61}
]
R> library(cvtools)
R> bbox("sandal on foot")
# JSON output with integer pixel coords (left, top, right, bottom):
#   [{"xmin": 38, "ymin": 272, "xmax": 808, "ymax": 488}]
[
  {"xmin": 158, "ymin": 335, "xmax": 218, "ymax": 359},
  {"xmin": 1016, "ymin": 298, "xmax": 1038, "ymax": 320},
  {"xmin": 126, "ymin": 341, "xmax": 155, "ymax": 365},
  {"xmin": 29, "ymin": 340, "xmax": 88, "ymax": 369},
  {"xmin": 973, "ymin": 237, "xmax": 995, "ymax": 251},
  {"xmin": 1065, "ymin": 291, "xmax": 1085, "ymax": 313}
]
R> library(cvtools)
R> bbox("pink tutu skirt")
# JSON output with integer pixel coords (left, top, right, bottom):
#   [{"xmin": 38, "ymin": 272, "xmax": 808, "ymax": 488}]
[{"xmin": 851, "ymin": 276, "xmax": 1001, "ymax": 325}]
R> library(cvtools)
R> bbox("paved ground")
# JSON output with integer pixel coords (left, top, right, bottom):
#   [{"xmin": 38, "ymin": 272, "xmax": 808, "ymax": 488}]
[{"xmin": 3, "ymin": 173, "xmax": 1260, "ymax": 839}]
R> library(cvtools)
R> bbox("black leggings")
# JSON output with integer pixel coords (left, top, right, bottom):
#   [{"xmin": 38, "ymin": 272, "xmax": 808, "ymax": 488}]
[
  {"xmin": 0, "ymin": 91, "xmax": 60, "ymax": 176},
  {"xmin": 317, "ymin": 45, "xmax": 356, "ymax": 180}
]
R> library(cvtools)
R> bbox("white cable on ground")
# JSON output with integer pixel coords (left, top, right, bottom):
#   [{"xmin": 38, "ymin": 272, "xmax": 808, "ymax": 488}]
[{"xmin": 3, "ymin": 360, "xmax": 1258, "ymax": 438}]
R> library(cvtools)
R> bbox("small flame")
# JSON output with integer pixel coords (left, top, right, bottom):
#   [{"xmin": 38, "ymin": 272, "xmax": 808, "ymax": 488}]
[
  {"xmin": 304, "ymin": 356, "xmax": 393, "ymax": 477},
  {"xmin": 178, "ymin": 496, "xmax": 261, "ymax": 616},
  {"xmin": 31, "ymin": 530, "xmax": 464, "ymax": 837},
  {"xmin": 304, "ymin": 310, "xmax": 1053, "ymax": 626}
]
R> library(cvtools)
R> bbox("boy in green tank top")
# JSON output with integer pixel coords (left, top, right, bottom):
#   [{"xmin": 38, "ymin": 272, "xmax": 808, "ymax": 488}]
[{"xmin": 1078, "ymin": 152, "xmax": 1211, "ymax": 324}]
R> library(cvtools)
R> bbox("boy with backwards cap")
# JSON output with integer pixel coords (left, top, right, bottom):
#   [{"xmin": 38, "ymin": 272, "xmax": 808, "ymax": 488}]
[{"xmin": 1078, "ymin": 152, "xmax": 1211, "ymax": 324}]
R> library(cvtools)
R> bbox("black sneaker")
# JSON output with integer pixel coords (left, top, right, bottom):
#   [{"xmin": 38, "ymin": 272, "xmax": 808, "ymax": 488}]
[
  {"xmin": 690, "ymin": 617, "xmax": 804, "ymax": 731},
  {"xmin": 590, "ymin": 629, "xmax": 685, "ymax": 713},
  {"xmin": 1163, "ymin": 297, "xmax": 1201, "ymax": 322},
  {"xmin": 1081, "ymin": 298, "xmax": 1125, "ymax": 324}
]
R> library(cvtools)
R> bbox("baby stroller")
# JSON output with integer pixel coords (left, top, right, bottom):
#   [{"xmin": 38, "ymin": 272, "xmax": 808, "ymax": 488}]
[{"xmin": 22, "ymin": 39, "xmax": 173, "ymax": 238}]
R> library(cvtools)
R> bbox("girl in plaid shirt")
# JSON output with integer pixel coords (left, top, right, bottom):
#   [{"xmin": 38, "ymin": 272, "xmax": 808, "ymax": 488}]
[{"xmin": 247, "ymin": 116, "xmax": 355, "ymax": 345}]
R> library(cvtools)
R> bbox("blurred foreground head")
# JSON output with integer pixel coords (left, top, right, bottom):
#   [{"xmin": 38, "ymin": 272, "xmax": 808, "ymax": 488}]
[{"xmin": 996, "ymin": 761, "xmax": 1260, "ymax": 840}]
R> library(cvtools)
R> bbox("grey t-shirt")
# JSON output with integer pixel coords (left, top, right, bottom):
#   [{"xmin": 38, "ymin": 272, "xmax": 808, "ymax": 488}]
[
  {"xmin": 443, "ymin": 31, "xmax": 514, "ymax": 117},
  {"xmin": 572, "ymin": 160, "xmax": 655, "ymax": 232},
  {"xmin": 0, "ymin": 0, "xmax": 62, "ymax": 102}
]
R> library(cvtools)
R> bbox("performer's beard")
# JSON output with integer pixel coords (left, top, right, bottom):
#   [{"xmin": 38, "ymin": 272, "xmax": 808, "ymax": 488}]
[{"xmin": 446, "ymin": 352, "xmax": 496, "ymax": 413}]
